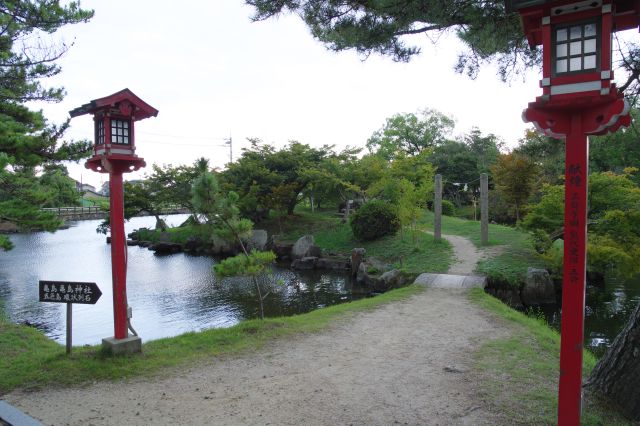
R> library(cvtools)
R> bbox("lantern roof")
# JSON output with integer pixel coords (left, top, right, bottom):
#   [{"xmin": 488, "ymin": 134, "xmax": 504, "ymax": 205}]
[
  {"xmin": 507, "ymin": 0, "xmax": 640, "ymax": 47},
  {"xmin": 69, "ymin": 88, "xmax": 159, "ymax": 121}
]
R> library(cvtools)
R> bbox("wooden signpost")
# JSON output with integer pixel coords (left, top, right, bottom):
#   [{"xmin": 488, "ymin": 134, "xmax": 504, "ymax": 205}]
[{"xmin": 39, "ymin": 280, "xmax": 102, "ymax": 354}]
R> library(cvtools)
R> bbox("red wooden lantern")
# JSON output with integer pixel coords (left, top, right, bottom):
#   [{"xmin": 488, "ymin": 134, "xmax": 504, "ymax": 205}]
[
  {"xmin": 70, "ymin": 89, "xmax": 158, "ymax": 353},
  {"xmin": 508, "ymin": 0, "xmax": 638, "ymax": 424},
  {"xmin": 70, "ymin": 88, "xmax": 158, "ymax": 172}
]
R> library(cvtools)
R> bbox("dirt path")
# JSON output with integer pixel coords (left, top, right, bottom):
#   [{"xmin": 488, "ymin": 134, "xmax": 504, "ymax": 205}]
[
  {"xmin": 6, "ymin": 235, "xmax": 512, "ymax": 426},
  {"xmin": 443, "ymin": 234, "xmax": 484, "ymax": 275}
]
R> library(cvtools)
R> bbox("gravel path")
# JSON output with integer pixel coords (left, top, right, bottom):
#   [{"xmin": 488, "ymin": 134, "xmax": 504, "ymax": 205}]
[{"xmin": 6, "ymin": 234, "xmax": 512, "ymax": 426}]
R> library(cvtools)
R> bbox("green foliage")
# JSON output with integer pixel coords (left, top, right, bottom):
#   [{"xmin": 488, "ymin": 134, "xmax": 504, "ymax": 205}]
[
  {"xmin": 524, "ymin": 171, "xmax": 640, "ymax": 278},
  {"xmin": 221, "ymin": 140, "xmax": 334, "ymax": 220},
  {"xmin": 441, "ymin": 199, "xmax": 455, "ymax": 216},
  {"xmin": 522, "ymin": 184, "xmax": 565, "ymax": 234},
  {"xmin": 0, "ymin": 1, "xmax": 94, "ymax": 248},
  {"xmin": 366, "ymin": 108, "xmax": 454, "ymax": 159},
  {"xmin": 214, "ymin": 250, "xmax": 276, "ymax": 277},
  {"xmin": 514, "ymin": 130, "xmax": 565, "ymax": 185},
  {"xmin": 350, "ymin": 200, "xmax": 400, "ymax": 241},
  {"xmin": 246, "ymin": 0, "xmax": 538, "ymax": 80},
  {"xmin": 491, "ymin": 153, "xmax": 539, "ymax": 222}
]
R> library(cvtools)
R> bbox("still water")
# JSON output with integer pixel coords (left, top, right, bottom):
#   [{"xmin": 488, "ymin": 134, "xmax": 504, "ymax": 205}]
[
  {"xmin": 543, "ymin": 275, "xmax": 640, "ymax": 357},
  {"xmin": 0, "ymin": 215, "xmax": 360, "ymax": 346}
]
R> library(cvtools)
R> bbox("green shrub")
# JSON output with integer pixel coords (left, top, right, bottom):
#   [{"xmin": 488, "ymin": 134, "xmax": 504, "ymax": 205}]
[
  {"xmin": 441, "ymin": 199, "xmax": 455, "ymax": 216},
  {"xmin": 350, "ymin": 200, "xmax": 400, "ymax": 241}
]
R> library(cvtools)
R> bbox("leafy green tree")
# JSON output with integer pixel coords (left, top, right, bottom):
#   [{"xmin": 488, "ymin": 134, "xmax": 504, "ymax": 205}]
[
  {"xmin": 522, "ymin": 184, "xmax": 565, "ymax": 233},
  {"xmin": 524, "ymin": 171, "xmax": 640, "ymax": 278},
  {"xmin": 300, "ymin": 146, "xmax": 362, "ymax": 210},
  {"xmin": 366, "ymin": 109, "xmax": 454, "ymax": 160},
  {"xmin": 0, "ymin": 1, "xmax": 94, "ymax": 250},
  {"xmin": 491, "ymin": 153, "xmax": 539, "ymax": 222},
  {"xmin": 145, "ymin": 159, "xmax": 209, "ymax": 219},
  {"xmin": 513, "ymin": 130, "xmax": 565, "ymax": 185},
  {"xmin": 38, "ymin": 164, "xmax": 80, "ymax": 207},
  {"xmin": 222, "ymin": 140, "xmax": 332, "ymax": 219}
]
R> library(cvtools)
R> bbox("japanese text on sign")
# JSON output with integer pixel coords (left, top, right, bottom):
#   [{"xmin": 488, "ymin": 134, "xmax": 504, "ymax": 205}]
[{"xmin": 39, "ymin": 280, "xmax": 102, "ymax": 305}]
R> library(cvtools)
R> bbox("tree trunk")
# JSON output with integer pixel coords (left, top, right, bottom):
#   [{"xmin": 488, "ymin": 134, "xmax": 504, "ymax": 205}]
[{"xmin": 585, "ymin": 301, "xmax": 640, "ymax": 420}]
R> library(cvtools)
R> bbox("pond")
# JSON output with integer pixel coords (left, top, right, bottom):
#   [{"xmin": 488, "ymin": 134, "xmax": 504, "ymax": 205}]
[
  {"xmin": 0, "ymin": 215, "xmax": 362, "ymax": 346},
  {"xmin": 542, "ymin": 274, "xmax": 640, "ymax": 357}
]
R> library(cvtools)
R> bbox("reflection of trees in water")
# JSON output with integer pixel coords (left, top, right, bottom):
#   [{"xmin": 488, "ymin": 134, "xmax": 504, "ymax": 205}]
[{"xmin": 192, "ymin": 266, "xmax": 360, "ymax": 321}]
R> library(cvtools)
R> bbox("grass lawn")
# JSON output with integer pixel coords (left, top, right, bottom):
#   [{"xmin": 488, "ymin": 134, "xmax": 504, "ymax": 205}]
[
  {"xmin": 265, "ymin": 208, "xmax": 453, "ymax": 275},
  {"xmin": 469, "ymin": 288, "xmax": 630, "ymax": 425},
  {"xmin": 0, "ymin": 285, "xmax": 423, "ymax": 395}
]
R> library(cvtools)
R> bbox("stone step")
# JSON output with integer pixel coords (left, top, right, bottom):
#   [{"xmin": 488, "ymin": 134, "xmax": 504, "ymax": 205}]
[{"xmin": 413, "ymin": 273, "xmax": 487, "ymax": 289}]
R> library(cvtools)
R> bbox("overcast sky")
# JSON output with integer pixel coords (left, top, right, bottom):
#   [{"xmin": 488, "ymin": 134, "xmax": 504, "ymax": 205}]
[{"xmin": 33, "ymin": 0, "xmax": 556, "ymax": 187}]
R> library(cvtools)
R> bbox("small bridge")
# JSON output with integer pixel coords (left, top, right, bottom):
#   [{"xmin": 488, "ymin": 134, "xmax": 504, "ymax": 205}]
[
  {"xmin": 42, "ymin": 206, "xmax": 191, "ymax": 221},
  {"xmin": 414, "ymin": 273, "xmax": 487, "ymax": 289},
  {"xmin": 41, "ymin": 206, "xmax": 107, "ymax": 220}
]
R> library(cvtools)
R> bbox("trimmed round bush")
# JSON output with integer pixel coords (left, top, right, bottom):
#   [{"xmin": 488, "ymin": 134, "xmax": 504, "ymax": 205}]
[
  {"xmin": 441, "ymin": 200, "xmax": 455, "ymax": 216},
  {"xmin": 350, "ymin": 200, "xmax": 400, "ymax": 241}
]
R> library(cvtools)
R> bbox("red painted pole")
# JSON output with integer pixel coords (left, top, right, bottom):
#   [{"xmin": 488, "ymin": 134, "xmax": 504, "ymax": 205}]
[
  {"xmin": 109, "ymin": 169, "xmax": 128, "ymax": 339},
  {"xmin": 558, "ymin": 112, "xmax": 589, "ymax": 425}
]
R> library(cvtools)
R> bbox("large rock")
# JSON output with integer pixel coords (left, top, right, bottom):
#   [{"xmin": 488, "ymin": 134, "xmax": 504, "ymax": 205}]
[
  {"xmin": 291, "ymin": 235, "xmax": 321, "ymax": 259},
  {"xmin": 374, "ymin": 269, "xmax": 406, "ymax": 292},
  {"xmin": 521, "ymin": 267, "xmax": 556, "ymax": 306},
  {"xmin": 183, "ymin": 236, "xmax": 205, "ymax": 254},
  {"xmin": 150, "ymin": 241, "xmax": 182, "ymax": 254},
  {"xmin": 271, "ymin": 239, "xmax": 294, "ymax": 260},
  {"xmin": 315, "ymin": 257, "xmax": 349, "ymax": 271},
  {"xmin": 291, "ymin": 256, "xmax": 318, "ymax": 270},
  {"xmin": 246, "ymin": 229, "xmax": 268, "ymax": 252},
  {"xmin": 210, "ymin": 234, "xmax": 236, "ymax": 255}
]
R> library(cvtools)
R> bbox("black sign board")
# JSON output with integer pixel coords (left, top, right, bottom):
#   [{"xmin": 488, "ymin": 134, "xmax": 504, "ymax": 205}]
[{"xmin": 39, "ymin": 280, "xmax": 102, "ymax": 305}]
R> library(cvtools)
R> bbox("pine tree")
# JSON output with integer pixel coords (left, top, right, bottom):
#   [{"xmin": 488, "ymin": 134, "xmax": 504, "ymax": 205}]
[{"xmin": 0, "ymin": 1, "xmax": 94, "ymax": 250}]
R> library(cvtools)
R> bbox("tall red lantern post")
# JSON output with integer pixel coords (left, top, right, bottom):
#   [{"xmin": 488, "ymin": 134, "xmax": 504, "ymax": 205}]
[
  {"xmin": 507, "ymin": 0, "xmax": 639, "ymax": 423},
  {"xmin": 70, "ymin": 89, "xmax": 158, "ymax": 354}
]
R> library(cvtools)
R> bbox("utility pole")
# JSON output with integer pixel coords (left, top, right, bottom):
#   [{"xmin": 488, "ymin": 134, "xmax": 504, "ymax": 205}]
[{"xmin": 225, "ymin": 135, "xmax": 232, "ymax": 163}]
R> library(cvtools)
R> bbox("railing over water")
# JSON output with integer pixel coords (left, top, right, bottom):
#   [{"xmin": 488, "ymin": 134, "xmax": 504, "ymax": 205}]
[
  {"xmin": 42, "ymin": 206, "xmax": 106, "ymax": 220},
  {"xmin": 41, "ymin": 206, "xmax": 190, "ymax": 221}
]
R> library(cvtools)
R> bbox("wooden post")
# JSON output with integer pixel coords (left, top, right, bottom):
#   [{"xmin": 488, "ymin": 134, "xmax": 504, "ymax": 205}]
[
  {"xmin": 480, "ymin": 173, "xmax": 489, "ymax": 245},
  {"xmin": 66, "ymin": 303, "xmax": 72, "ymax": 355},
  {"xmin": 434, "ymin": 174, "xmax": 442, "ymax": 242}
]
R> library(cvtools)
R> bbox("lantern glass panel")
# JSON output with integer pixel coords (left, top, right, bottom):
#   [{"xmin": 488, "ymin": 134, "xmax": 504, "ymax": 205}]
[
  {"xmin": 96, "ymin": 120, "xmax": 104, "ymax": 145},
  {"xmin": 111, "ymin": 119, "xmax": 130, "ymax": 145},
  {"xmin": 570, "ymin": 57, "xmax": 582, "ymax": 71},
  {"xmin": 584, "ymin": 55, "xmax": 596, "ymax": 69},
  {"xmin": 584, "ymin": 24, "xmax": 596, "ymax": 37},
  {"xmin": 557, "ymin": 44, "xmax": 567, "ymax": 57},
  {"xmin": 553, "ymin": 20, "xmax": 599, "ymax": 75},
  {"xmin": 557, "ymin": 28, "xmax": 568, "ymax": 42},
  {"xmin": 570, "ymin": 41, "xmax": 582, "ymax": 55},
  {"xmin": 570, "ymin": 26, "xmax": 582, "ymax": 39},
  {"xmin": 557, "ymin": 59, "xmax": 568, "ymax": 73}
]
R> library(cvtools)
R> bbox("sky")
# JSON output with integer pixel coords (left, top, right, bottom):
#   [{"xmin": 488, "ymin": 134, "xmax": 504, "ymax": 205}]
[{"xmin": 33, "ymin": 0, "xmax": 549, "ymax": 188}]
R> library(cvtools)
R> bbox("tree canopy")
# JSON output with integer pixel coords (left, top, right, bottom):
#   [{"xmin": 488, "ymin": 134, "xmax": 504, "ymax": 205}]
[
  {"xmin": 0, "ymin": 1, "xmax": 94, "ymax": 250},
  {"xmin": 246, "ymin": 0, "xmax": 537, "ymax": 80},
  {"xmin": 245, "ymin": 0, "xmax": 640, "ymax": 96}
]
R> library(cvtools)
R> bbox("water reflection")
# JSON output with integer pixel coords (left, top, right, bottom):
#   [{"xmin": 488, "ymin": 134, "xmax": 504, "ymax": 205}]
[
  {"xmin": 0, "ymin": 215, "xmax": 361, "ymax": 346},
  {"xmin": 543, "ymin": 274, "xmax": 640, "ymax": 357}
]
